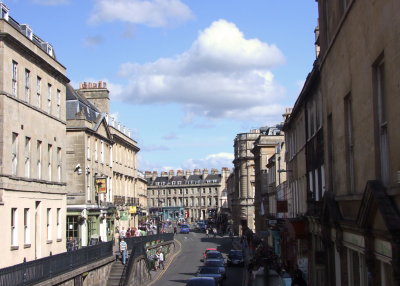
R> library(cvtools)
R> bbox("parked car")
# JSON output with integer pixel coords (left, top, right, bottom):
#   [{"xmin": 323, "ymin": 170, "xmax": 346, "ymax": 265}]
[
  {"xmin": 203, "ymin": 259, "xmax": 226, "ymax": 279},
  {"xmin": 186, "ymin": 277, "xmax": 217, "ymax": 286},
  {"xmin": 180, "ymin": 224, "xmax": 190, "ymax": 234},
  {"xmin": 204, "ymin": 250, "xmax": 224, "ymax": 264},
  {"xmin": 227, "ymin": 249, "xmax": 244, "ymax": 266},
  {"xmin": 197, "ymin": 266, "xmax": 223, "ymax": 285},
  {"xmin": 201, "ymin": 248, "xmax": 217, "ymax": 261}
]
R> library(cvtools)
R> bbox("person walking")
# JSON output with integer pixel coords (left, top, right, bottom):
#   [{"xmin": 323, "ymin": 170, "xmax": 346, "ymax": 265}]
[
  {"xmin": 119, "ymin": 238, "xmax": 128, "ymax": 265},
  {"xmin": 206, "ymin": 228, "xmax": 209, "ymax": 238},
  {"xmin": 158, "ymin": 250, "xmax": 165, "ymax": 270},
  {"xmin": 213, "ymin": 227, "xmax": 217, "ymax": 238}
]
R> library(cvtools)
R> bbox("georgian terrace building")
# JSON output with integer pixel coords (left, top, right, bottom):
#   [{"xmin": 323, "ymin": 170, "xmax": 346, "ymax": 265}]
[
  {"xmin": 0, "ymin": 4, "xmax": 69, "ymax": 267},
  {"xmin": 145, "ymin": 168, "xmax": 230, "ymax": 222}
]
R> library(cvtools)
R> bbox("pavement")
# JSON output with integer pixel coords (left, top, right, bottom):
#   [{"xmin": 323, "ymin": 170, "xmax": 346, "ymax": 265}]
[{"xmin": 147, "ymin": 237, "xmax": 183, "ymax": 286}]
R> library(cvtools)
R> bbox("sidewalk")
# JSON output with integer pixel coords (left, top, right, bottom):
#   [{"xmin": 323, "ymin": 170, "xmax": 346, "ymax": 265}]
[{"xmin": 147, "ymin": 238, "xmax": 182, "ymax": 286}]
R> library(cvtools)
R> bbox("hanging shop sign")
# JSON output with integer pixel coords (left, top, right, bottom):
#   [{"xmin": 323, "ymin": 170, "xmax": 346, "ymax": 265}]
[
  {"xmin": 129, "ymin": 206, "xmax": 137, "ymax": 214},
  {"xmin": 120, "ymin": 211, "xmax": 129, "ymax": 221},
  {"xmin": 95, "ymin": 177, "xmax": 107, "ymax": 193}
]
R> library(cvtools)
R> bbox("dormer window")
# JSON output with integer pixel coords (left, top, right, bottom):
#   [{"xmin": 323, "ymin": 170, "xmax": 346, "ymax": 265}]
[
  {"xmin": 21, "ymin": 24, "xmax": 33, "ymax": 40},
  {"xmin": 40, "ymin": 42, "xmax": 54, "ymax": 57},
  {"xmin": 0, "ymin": 3, "xmax": 9, "ymax": 21}
]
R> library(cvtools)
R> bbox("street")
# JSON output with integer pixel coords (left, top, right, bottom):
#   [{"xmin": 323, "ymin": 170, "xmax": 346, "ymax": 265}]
[{"xmin": 151, "ymin": 230, "xmax": 245, "ymax": 286}]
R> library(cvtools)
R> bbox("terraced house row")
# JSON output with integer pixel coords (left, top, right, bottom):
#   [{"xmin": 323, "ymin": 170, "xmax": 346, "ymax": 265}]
[{"xmin": 0, "ymin": 3, "xmax": 147, "ymax": 268}]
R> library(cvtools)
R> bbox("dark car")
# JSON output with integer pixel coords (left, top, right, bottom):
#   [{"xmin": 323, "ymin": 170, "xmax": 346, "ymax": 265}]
[
  {"xmin": 203, "ymin": 259, "xmax": 226, "ymax": 279},
  {"xmin": 186, "ymin": 277, "xmax": 217, "ymax": 286},
  {"xmin": 227, "ymin": 249, "xmax": 244, "ymax": 266},
  {"xmin": 197, "ymin": 266, "xmax": 223, "ymax": 285},
  {"xmin": 205, "ymin": 251, "xmax": 224, "ymax": 264}
]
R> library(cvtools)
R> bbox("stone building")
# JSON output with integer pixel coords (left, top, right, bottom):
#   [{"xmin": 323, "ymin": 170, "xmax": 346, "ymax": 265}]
[
  {"xmin": 66, "ymin": 82, "xmax": 141, "ymax": 245},
  {"xmin": 232, "ymin": 129, "xmax": 260, "ymax": 233},
  {"xmin": 65, "ymin": 83, "xmax": 114, "ymax": 246},
  {"xmin": 314, "ymin": 0, "xmax": 400, "ymax": 284},
  {"xmin": 145, "ymin": 168, "xmax": 230, "ymax": 223},
  {"xmin": 283, "ymin": 1, "xmax": 400, "ymax": 285},
  {"xmin": 251, "ymin": 126, "xmax": 285, "ymax": 234},
  {"xmin": 0, "ymin": 4, "xmax": 69, "ymax": 267}
]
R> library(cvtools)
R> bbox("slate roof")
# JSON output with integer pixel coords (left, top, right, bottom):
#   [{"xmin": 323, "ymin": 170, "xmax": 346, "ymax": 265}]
[{"xmin": 66, "ymin": 84, "xmax": 99, "ymax": 122}]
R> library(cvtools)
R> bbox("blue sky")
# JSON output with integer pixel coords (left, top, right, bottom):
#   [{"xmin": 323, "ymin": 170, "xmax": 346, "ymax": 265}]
[{"xmin": 6, "ymin": 0, "xmax": 318, "ymax": 172}]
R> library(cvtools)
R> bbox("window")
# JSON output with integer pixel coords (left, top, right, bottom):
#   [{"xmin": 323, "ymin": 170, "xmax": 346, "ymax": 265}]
[
  {"xmin": 101, "ymin": 141, "xmax": 104, "ymax": 163},
  {"xmin": 87, "ymin": 136, "xmax": 91, "ymax": 160},
  {"xmin": 95, "ymin": 139, "xmax": 98, "ymax": 161},
  {"xmin": 47, "ymin": 208, "xmax": 51, "ymax": 241},
  {"xmin": 56, "ymin": 89, "xmax": 61, "ymax": 118},
  {"xmin": 37, "ymin": 140, "xmax": 42, "ymax": 179},
  {"xmin": 25, "ymin": 137, "xmax": 31, "ymax": 178},
  {"xmin": 36, "ymin": 76, "xmax": 41, "ymax": 108},
  {"xmin": 12, "ymin": 61, "xmax": 17, "ymax": 97},
  {"xmin": 12, "ymin": 133, "xmax": 18, "ymax": 176},
  {"xmin": 57, "ymin": 147, "xmax": 62, "ymax": 182},
  {"xmin": 347, "ymin": 248, "xmax": 367, "ymax": 286},
  {"xmin": 47, "ymin": 83, "xmax": 52, "ymax": 113},
  {"xmin": 57, "ymin": 208, "xmax": 61, "ymax": 240},
  {"xmin": 109, "ymin": 145, "xmax": 113, "ymax": 167},
  {"xmin": 24, "ymin": 208, "xmax": 30, "ymax": 244},
  {"xmin": 48, "ymin": 144, "xmax": 52, "ymax": 181},
  {"xmin": 375, "ymin": 59, "xmax": 389, "ymax": 186},
  {"xmin": 344, "ymin": 95, "xmax": 355, "ymax": 193},
  {"xmin": 25, "ymin": 69, "xmax": 30, "ymax": 102},
  {"xmin": 11, "ymin": 208, "xmax": 17, "ymax": 246}
]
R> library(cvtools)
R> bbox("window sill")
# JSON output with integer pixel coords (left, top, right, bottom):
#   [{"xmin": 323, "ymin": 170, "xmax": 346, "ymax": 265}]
[
  {"xmin": 56, "ymin": 238, "xmax": 62, "ymax": 242},
  {"xmin": 46, "ymin": 240, "xmax": 53, "ymax": 244},
  {"xmin": 24, "ymin": 244, "xmax": 31, "ymax": 248},
  {"xmin": 10, "ymin": 246, "xmax": 19, "ymax": 250}
]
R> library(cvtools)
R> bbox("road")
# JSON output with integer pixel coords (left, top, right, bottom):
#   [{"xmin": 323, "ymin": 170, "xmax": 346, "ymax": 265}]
[{"xmin": 151, "ymin": 230, "xmax": 245, "ymax": 286}]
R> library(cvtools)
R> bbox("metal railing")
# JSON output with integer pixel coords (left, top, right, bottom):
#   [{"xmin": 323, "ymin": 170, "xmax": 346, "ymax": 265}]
[{"xmin": 0, "ymin": 241, "xmax": 113, "ymax": 286}]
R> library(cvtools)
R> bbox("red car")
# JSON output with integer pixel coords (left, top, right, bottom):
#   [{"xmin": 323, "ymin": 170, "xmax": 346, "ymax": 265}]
[{"xmin": 201, "ymin": 248, "xmax": 217, "ymax": 261}]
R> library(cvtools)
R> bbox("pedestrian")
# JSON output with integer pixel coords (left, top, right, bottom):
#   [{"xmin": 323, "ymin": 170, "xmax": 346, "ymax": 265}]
[
  {"xmin": 126, "ymin": 227, "xmax": 132, "ymax": 238},
  {"xmin": 119, "ymin": 238, "xmax": 128, "ymax": 265},
  {"xmin": 213, "ymin": 227, "xmax": 217, "ymax": 238},
  {"xmin": 206, "ymin": 228, "xmax": 209, "ymax": 238},
  {"xmin": 174, "ymin": 226, "xmax": 177, "ymax": 235},
  {"xmin": 120, "ymin": 226, "xmax": 126, "ymax": 240},
  {"xmin": 158, "ymin": 250, "xmax": 165, "ymax": 270},
  {"xmin": 67, "ymin": 236, "xmax": 76, "ymax": 251}
]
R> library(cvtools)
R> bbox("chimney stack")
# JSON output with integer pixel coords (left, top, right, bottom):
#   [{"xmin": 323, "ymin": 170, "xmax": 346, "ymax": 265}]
[{"xmin": 77, "ymin": 81, "xmax": 110, "ymax": 113}]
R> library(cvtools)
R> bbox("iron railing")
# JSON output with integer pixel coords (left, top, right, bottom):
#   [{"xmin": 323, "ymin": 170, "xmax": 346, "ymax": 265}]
[{"xmin": 0, "ymin": 241, "xmax": 113, "ymax": 286}]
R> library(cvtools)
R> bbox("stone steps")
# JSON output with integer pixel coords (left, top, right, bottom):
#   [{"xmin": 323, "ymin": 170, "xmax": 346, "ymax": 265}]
[{"xmin": 106, "ymin": 256, "xmax": 128, "ymax": 286}]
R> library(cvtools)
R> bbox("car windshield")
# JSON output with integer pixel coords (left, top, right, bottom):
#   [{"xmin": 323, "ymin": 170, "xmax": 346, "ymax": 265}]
[
  {"xmin": 205, "ymin": 260, "xmax": 223, "ymax": 267},
  {"xmin": 199, "ymin": 267, "xmax": 220, "ymax": 274},
  {"xmin": 206, "ymin": 252, "xmax": 222, "ymax": 259},
  {"xmin": 181, "ymin": 225, "xmax": 189, "ymax": 228}
]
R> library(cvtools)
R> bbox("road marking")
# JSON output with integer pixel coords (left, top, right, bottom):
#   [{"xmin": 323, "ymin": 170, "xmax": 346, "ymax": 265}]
[{"xmin": 147, "ymin": 238, "xmax": 183, "ymax": 286}]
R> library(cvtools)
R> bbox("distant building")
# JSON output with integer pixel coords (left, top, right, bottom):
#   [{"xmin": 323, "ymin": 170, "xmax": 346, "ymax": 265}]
[
  {"xmin": 0, "ymin": 3, "xmax": 69, "ymax": 267},
  {"xmin": 232, "ymin": 129, "xmax": 260, "ymax": 233},
  {"xmin": 145, "ymin": 168, "xmax": 230, "ymax": 222}
]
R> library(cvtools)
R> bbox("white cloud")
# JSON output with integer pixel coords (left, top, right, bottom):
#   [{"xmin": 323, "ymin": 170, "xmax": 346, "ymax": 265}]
[
  {"xmin": 83, "ymin": 35, "xmax": 104, "ymax": 47},
  {"xmin": 115, "ymin": 19, "xmax": 286, "ymax": 122},
  {"xmin": 181, "ymin": 152, "xmax": 234, "ymax": 170},
  {"xmin": 89, "ymin": 0, "xmax": 194, "ymax": 27},
  {"xmin": 162, "ymin": 132, "xmax": 178, "ymax": 140},
  {"xmin": 32, "ymin": 0, "xmax": 69, "ymax": 5}
]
